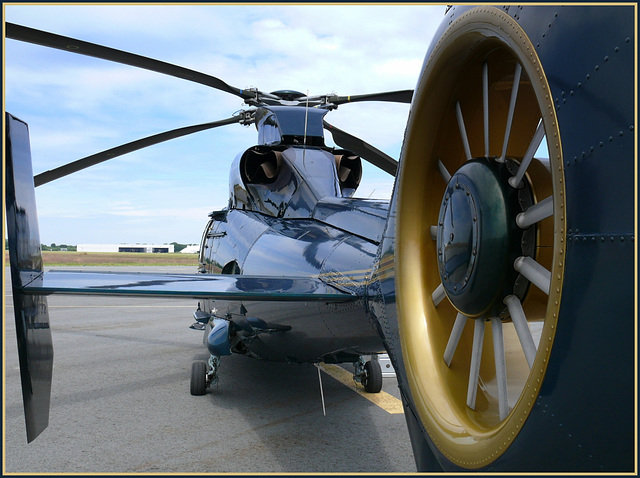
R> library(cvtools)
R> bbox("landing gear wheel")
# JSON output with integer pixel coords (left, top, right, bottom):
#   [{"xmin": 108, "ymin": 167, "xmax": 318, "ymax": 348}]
[
  {"xmin": 362, "ymin": 360, "xmax": 383, "ymax": 393},
  {"xmin": 190, "ymin": 361, "xmax": 207, "ymax": 396},
  {"xmin": 396, "ymin": 7, "xmax": 566, "ymax": 469}
]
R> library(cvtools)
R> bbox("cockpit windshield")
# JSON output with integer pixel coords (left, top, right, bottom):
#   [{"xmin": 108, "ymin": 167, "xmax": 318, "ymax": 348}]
[{"xmin": 258, "ymin": 106, "xmax": 328, "ymax": 146}]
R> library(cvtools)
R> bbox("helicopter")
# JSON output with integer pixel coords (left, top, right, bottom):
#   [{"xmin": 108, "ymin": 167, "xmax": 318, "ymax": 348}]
[
  {"xmin": 5, "ymin": 17, "xmax": 410, "ymax": 439},
  {"xmin": 4, "ymin": 4, "xmax": 636, "ymax": 473}
]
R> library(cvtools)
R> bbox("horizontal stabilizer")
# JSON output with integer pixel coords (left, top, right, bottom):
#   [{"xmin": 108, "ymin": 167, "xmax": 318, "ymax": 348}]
[{"xmin": 21, "ymin": 270, "xmax": 358, "ymax": 302}]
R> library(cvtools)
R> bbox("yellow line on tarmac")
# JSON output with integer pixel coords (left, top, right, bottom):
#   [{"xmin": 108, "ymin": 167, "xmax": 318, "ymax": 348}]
[{"xmin": 317, "ymin": 363, "xmax": 404, "ymax": 414}]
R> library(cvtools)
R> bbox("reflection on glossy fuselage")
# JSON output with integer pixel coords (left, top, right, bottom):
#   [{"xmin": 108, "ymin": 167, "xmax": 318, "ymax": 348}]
[{"xmin": 198, "ymin": 137, "xmax": 389, "ymax": 364}]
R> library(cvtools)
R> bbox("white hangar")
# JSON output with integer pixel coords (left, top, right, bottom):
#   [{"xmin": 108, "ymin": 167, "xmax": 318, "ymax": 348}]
[{"xmin": 77, "ymin": 244, "xmax": 175, "ymax": 253}]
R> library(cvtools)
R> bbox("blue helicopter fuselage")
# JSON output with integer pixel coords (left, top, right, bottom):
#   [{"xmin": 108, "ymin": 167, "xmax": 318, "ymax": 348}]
[{"xmin": 195, "ymin": 105, "xmax": 389, "ymax": 363}]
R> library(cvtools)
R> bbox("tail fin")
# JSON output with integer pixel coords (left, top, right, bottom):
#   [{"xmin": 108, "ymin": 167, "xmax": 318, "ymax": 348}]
[{"xmin": 5, "ymin": 112, "xmax": 54, "ymax": 442}]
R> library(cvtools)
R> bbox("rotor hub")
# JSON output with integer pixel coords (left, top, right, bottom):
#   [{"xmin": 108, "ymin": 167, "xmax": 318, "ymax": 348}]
[
  {"xmin": 270, "ymin": 90, "xmax": 306, "ymax": 101},
  {"xmin": 437, "ymin": 158, "xmax": 533, "ymax": 317}
]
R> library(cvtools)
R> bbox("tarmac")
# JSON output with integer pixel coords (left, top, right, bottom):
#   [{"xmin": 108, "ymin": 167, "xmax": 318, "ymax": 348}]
[{"xmin": 3, "ymin": 266, "xmax": 416, "ymax": 474}]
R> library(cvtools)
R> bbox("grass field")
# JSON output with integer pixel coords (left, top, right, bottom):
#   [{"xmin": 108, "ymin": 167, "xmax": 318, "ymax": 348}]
[{"xmin": 4, "ymin": 250, "xmax": 199, "ymax": 266}]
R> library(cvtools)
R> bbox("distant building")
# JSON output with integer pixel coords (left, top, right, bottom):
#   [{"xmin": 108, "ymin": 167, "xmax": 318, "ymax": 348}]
[{"xmin": 77, "ymin": 244, "xmax": 175, "ymax": 253}]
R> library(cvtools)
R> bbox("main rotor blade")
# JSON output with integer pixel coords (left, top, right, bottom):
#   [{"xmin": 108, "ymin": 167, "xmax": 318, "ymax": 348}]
[
  {"xmin": 34, "ymin": 116, "xmax": 243, "ymax": 187},
  {"xmin": 323, "ymin": 120, "xmax": 397, "ymax": 176},
  {"xmin": 6, "ymin": 22, "xmax": 255, "ymax": 101},
  {"xmin": 324, "ymin": 89, "xmax": 413, "ymax": 106}
]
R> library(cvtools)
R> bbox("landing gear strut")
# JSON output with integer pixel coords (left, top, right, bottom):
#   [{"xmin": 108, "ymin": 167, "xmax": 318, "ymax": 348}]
[
  {"xmin": 190, "ymin": 355, "xmax": 220, "ymax": 395},
  {"xmin": 354, "ymin": 356, "xmax": 383, "ymax": 393}
]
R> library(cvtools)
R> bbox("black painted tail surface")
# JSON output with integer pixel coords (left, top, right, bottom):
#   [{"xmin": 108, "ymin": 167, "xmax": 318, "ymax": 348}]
[{"xmin": 5, "ymin": 112, "xmax": 54, "ymax": 442}]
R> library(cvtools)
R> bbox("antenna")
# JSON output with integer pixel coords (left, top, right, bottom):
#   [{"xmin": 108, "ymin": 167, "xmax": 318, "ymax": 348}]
[
  {"xmin": 317, "ymin": 364, "xmax": 326, "ymax": 416},
  {"xmin": 302, "ymin": 90, "xmax": 309, "ymax": 163}
]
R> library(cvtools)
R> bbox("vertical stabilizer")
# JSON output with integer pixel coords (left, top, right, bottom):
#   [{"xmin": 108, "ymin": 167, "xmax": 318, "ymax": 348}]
[{"xmin": 5, "ymin": 112, "xmax": 54, "ymax": 442}]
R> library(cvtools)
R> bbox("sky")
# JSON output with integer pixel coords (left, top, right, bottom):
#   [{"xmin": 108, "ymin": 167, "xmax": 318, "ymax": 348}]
[{"xmin": 4, "ymin": 3, "xmax": 447, "ymax": 245}]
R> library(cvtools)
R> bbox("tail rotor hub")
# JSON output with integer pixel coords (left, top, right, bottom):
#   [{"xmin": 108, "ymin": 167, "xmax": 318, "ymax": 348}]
[{"xmin": 437, "ymin": 157, "xmax": 534, "ymax": 318}]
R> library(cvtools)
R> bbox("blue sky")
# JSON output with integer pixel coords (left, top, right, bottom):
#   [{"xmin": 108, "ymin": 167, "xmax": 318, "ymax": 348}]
[{"xmin": 4, "ymin": 3, "xmax": 446, "ymax": 245}]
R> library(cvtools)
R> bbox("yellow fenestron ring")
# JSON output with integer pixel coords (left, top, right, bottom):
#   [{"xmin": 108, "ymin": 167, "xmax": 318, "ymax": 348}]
[{"xmin": 396, "ymin": 7, "xmax": 565, "ymax": 468}]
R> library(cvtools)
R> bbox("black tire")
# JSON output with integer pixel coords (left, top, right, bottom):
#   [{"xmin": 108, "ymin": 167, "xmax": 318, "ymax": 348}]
[
  {"xmin": 190, "ymin": 361, "xmax": 207, "ymax": 396},
  {"xmin": 362, "ymin": 360, "xmax": 383, "ymax": 393}
]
